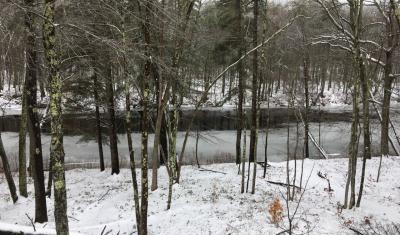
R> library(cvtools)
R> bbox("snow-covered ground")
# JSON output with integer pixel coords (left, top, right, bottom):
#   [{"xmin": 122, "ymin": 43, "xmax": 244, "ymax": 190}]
[{"xmin": 1, "ymin": 156, "xmax": 399, "ymax": 234}]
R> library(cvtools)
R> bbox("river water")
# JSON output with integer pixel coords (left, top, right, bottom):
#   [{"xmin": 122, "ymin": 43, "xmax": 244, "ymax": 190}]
[{"xmin": 1, "ymin": 111, "xmax": 399, "ymax": 171}]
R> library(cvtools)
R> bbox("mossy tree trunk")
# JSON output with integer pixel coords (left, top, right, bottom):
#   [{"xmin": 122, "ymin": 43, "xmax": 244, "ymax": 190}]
[
  {"xmin": 136, "ymin": 0, "xmax": 153, "ymax": 233},
  {"xmin": 43, "ymin": 0, "xmax": 69, "ymax": 233}
]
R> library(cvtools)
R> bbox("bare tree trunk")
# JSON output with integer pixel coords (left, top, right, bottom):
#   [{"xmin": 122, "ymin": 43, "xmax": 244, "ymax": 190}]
[
  {"xmin": 235, "ymin": 0, "xmax": 245, "ymax": 166},
  {"xmin": 126, "ymin": 92, "xmax": 141, "ymax": 233},
  {"xmin": 106, "ymin": 65, "xmax": 120, "ymax": 175},
  {"xmin": 356, "ymin": 54, "xmax": 369, "ymax": 207},
  {"xmin": 286, "ymin": 91, "xmax": 292, "ymax": 201},
  {"xmin": 250, "ymin": 0, "xmax": 259, "ymax": 194},
  {"xmin": 261, "ymin": 1, "xmax": 269, "ymax": 178},
  {"xmin": 19, "ymin": 81, "xmax": 28, "ymax": 197},
  {"xmin": 25, "ymin": 0, "xmax": 47, "ymax": 222},
  {"xmin": 292, "ymin": 120, "xmax": 299, "ymax": 199},
  {"xmin": 160, "ymin": 116, "xmax": 168, "ymax": 165},
  {"xmin": 263, "ymin": 94, "xmax": 270, "ymax": 178},
  {"xmin": 92, "ymin": 69, "xmax": 105, "ymax": 171},
  {"xmin": 140, "ymin": 65, "xmax": 150, "ymax": 235},
  {"xmin": 195, "ymin": 127, "xmax": 200, "ymax": 168},
  {"xmin": 303, "ymin": 57, "xmax": 310, "ymax": 159},
  {"xmin": 136, "ymin": 1, "xmax": 153, "ymax": 232},
  {"xmin": 241, "ymin": 125, "xmax": 246, "ymax": 193},
  {"xmin": 345, "ymin": 77, "xmax": 360, "ymax": 209},
  {"xmin": 167, "ymin": 96, "xmax": 178, "ymax": 209},
  {"xmin": 380, "ymin": 5, "xmax": 396, "ymax": 160},
  {"xmin": 151, "ymin": 66, "xmax": 163, "ymax": 191}
]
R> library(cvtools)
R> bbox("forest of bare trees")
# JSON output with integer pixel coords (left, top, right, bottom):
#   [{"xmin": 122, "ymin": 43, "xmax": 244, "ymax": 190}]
[{"xmin": 0, "ymin": 0, "xmax": 400, "ymax": 234}]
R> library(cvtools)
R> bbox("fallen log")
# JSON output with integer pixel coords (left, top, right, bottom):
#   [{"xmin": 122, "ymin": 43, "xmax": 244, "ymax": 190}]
[
  {"xmin": 198, "ymin": 167, "xmax": 227, "ymax": 174},
  {"xmin": 267, "ymin": 180, "xmax": 301, "ymax": 189}
]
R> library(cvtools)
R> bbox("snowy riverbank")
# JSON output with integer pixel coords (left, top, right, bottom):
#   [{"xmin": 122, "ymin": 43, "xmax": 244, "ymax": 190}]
[{"xmin": 1, "ymin": 156, "xmax": 400, "ymax": 234}]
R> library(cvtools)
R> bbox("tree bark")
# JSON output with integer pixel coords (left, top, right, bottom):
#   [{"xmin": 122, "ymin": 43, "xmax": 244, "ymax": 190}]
[
  {"xmin": 250, "ymin": 0, "xmax": 259, "ymax": 194},
  {"xmin": 43, "ymin": 0, "xmax": 69, "ymax": 233},
  {"xmin": 235, "ymin": 0, "xmax": 245, "ymax": 166},
  {"xmin": 25, "ymin": 0, "xmax": 47, "ymax": 223},
  {"xmin": 380, "ymin": 4, "xmax": 397, "ymax": 158},
  {"xmin": 92, "ymin": 70, "xmax": 105, "ymax": 171},
  {"xmin": 356, "ymin": 53, "xmax": 369, "ymax": 207},
  {"xmin": 106, "ymin": 65, "xmax": 120, "ymax": 175},
  {"xmin": 303, "ymin": 57, "xmax": 310, "ymax": 159},
  {"xmin": 126, "ymin": 91, "xmax": 141, "ymax": 233},
  {"xmin": 137, "ymin": 0, "xmax": 153, "ymax": 232},
  {"xmin": 19, "ymin": 81, "xmax": 28, "ymax": 197}
]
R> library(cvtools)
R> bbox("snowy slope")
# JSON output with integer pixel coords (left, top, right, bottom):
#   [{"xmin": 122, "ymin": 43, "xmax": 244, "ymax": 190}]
[{"xmin": 1, "ymin": 156, "xmax": 399, "ymax": 234}]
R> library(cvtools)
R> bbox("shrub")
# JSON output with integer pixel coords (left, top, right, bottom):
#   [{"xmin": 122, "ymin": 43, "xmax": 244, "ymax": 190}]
[{"xmin": 268, "ymin": 198, "xmax": 283, "ymax": 225}]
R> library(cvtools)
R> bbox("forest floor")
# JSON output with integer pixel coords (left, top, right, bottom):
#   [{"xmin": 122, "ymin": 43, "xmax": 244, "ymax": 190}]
[{"xmin": 1, "ymin": 156, "xmax": 400, "ymax": 235}]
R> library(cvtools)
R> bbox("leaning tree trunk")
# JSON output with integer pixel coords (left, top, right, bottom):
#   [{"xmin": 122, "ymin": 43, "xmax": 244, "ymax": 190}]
[
  {"xmin": 25, "ymin": 0, "xmax": 47, "ymax": 223},
  {"xmin": 43, "ymin": 0, "xmax": 69, "ymax": 233},
  {"xmin": 0, "ymin": 132, "xmax": 18, "ymax": 203}
]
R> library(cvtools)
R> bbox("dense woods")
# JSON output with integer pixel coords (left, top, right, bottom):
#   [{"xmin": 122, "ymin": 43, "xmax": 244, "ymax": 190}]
[{"xmin": 0, "ymin": 0, "xmax": 400, "ymax": 234}]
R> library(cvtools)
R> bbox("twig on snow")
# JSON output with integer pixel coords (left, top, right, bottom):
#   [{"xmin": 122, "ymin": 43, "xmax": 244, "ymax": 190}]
[{"xmin": 25, "ymin": 213, "xmax": 36, "ymax": 232}]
